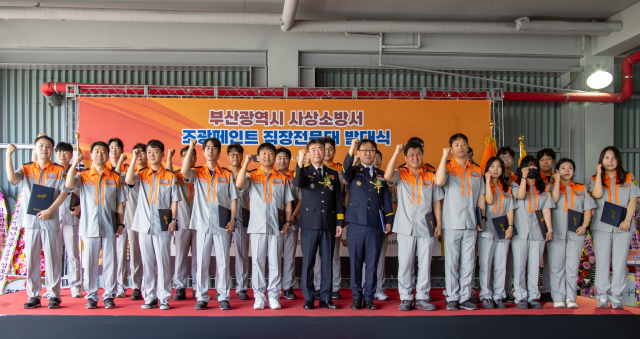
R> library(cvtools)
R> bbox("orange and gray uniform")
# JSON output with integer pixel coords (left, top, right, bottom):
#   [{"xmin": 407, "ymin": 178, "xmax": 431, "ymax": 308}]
[
  {"xmin": 540, "ymin": 174, "xmax": 555, "ymax": 295},
  {"xmin": 71, "ymin": 166, "xmax": 127, "ymax": 301},
  {"xmin": 314, "ymin": 161, "xmax": 345, "ymax": 292},
  {"xmin": 510, "ymin": 182, "xmax": 555, "ymax": 303},
  {"xmin": 130, "ymin": 166, "xmax": 180, "ymax": 304},
  {"xmin": 587, "ymin": 173, "xmax": 640, "ymax": 304},
  {"xmin": 58, "ymin": 167, "xmax": 81, "ymax": 289},
  {"xmin": 390, "ymin": 168, "xmax": 443, "ymax": 301},
  {"xmin": 282, "ymin": 169, "xmax": 302, "ymax": 291},
  {"xmin": 233, "ymin": 168, "xmax": 252, "ymax": 293},
  {"xmin": 478, "ymin": 181, "xmax": 516, "ymax": 301},
  {"xmin": 438, "ymin": 160, "xmax": 485, "ymax": 303},
  {"xmin": 245, "ymin": 167, "xmax": 294, "ymax": 301},
  {"xmin": 120, "ymin": 166, "xmax": 143, "ymax": 292},
  {"xmin": 548, "ymin": 181, "xmax": 596, "ymax": 302},
  {"xmin": 12, "ymin": 161, "xmax": 69, "ymax": 300},
  {"xmin": 184, "ymin": 165, "xmax": 239, "ymax": 303},
  {"xmin": 173, "ymin": 170, "xmax": 198, "ymax": 291},
  {"xmin": 105, "ymin": 160, "xmax": 135, "ymax": 295}
]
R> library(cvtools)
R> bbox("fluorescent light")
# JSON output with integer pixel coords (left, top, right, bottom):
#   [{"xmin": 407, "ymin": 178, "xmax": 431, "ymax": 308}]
[{"xmin": 587, "ymin": 71, "xmax": 613, "ymax": 89}]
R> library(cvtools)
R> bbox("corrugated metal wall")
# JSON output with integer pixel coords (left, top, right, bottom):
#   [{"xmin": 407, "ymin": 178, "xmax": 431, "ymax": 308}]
[
  {"xmin": 0, "ymin": 68, "xmax": 250, "ymax": 198},
  {"xmin": 315, "ymin": 69, "xmax": 562, "ymax": 153},
  {"xmin": 614, "ymin": 64, "xmax": 640, "ymax": 177}
]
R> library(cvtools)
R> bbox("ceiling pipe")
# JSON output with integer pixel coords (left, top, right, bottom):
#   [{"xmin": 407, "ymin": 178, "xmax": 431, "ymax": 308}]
[
  {"xmin": 0, "ymin": 6, "xmax": 622, "ymax": 36},
  {"xmin": 281, "ymin": 0, "xmax": 299, "ymax": 32},
  {"xmin": 0, "ymin": 6, "xmax": 283, "ymax": 25},
  {"xmin": 37, "ymin": 50, "xmax": 637, "ymax": 106}
]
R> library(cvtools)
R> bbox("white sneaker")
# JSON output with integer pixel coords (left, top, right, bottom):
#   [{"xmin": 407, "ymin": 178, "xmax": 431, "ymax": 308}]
[
  {"xmin": 253, "ymin": 298, "xmax": 265, "ymax": 310},
  {"xmin": 268, "ymin": 298, "xmax": 281, "ymax": 309},
  {"xmin": 374, "ymin": 292, "xmax": 389, "ymax": 301},
  {"xmin": 71, "ymin": 285, "xmax": 83, "ymax": 298},
  {"xmin": 553, "ymin": 301, "xmax": 566, "ymax": 308},
  {"xmin": 160, "ymin": 302, "xmax": 170, "ymax": 310},
  {"xmin": 566, "ymin": 300, "xmax": 579, "ymax": 309}
]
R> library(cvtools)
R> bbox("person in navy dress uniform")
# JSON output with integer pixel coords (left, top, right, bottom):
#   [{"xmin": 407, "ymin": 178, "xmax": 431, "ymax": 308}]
[
  {"xmin": 343, "ymin": 138, "xmax": 393, "ymax": 310},
  {"xmin": 292, "ymin": 138, "xmax": 344, "ymax": 309}
]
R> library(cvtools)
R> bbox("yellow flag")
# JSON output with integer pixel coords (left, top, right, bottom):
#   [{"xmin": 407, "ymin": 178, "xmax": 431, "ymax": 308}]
[{"xmin": 518, "ymin": 136, "xmax": 526, "ymax": 166}]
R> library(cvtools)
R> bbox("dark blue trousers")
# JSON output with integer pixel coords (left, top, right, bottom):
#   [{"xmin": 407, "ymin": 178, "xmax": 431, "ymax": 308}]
[
  {"xmin": 300, "ymin": 228, "xmax": 335, "ymax": 302},
  {"xmin": 347, "ymin": 223, "xmax": 383, "ymax": 300}
]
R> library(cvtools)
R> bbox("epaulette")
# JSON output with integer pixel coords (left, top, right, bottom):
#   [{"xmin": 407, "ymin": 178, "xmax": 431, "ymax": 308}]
[
  {"xmin": 426, "ymin": 163, "xmax": 435, "ymax": 169},
  {"xmin": 173, "ymin": 169, "xmax": 180, "ymax": 174},
  {"xmin": 278, "ymin": 170, "xmax": 287, "ymax": 175},
  {"xmin": 248, "ymin": 169, "xmax": 257, "ymax": 173},
  {"xmin": 471, "ymin": 161, "xmax": 480, "ymax": 167},
  {"xmin": 446, "ymin": 160, "xmax": 451, "ymax": 163},
  {"xmin": 194, "ymin": 166, "xmax": 203, "ymax": 169},
  {"xmin": 77, "ymin": 168, "xmax": 88, "ymax": 172},
  {"xmin": 426, "ymin": 168, "xmax": 436, "ymax": 174},
  {"xmin": 304, "ymin": 164, "xmax": 310, "ymax": 167},
  {"xmin": 336, "ymin": 162, "xmax": 342, "ymax": 166},
  {"xmin": 221, "ymin": 167, "xmax": 232, "ymax": 172},
  {"xmin": 24, "ymin": 162, "xmax": 33, "ymax": 165},
  {"xmin": 398, "ymin": 163, "xmax": 407, "ymax": 169},
  {"xmin": 53, "ymin": 163, "xmax": 64, "ymax": 168}
]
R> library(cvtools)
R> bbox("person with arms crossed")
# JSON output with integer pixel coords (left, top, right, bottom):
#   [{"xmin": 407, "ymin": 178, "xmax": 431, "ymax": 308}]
[
  {"xmin": 236, "ymin": 142, "xmax": 294, "ymax": 310},
  {"xmin": 384, "ymin": 141, "xmax": 443, "ymax": 311},
  {"xmin": 479, "ymin": 157, "xmax": 516, "ymax": 309},
  {"xmin": 276, "ymin": 147, "xmax": 303, "ymax": 300},
  {"xmin": 125, "ymin": 140, "xmax": 180, "ymax": 310},
  {"xmin": 511, "ymin": 155, "xmax": 554, "ymax": 309},
  {"xmin": 167, "ymin": 146, "xmax": 199, "ymax": 301},
  {"xmin": 343, "ymin": 138, "xmax": 393, "ymax": 310},
  {"xmin": 588, "ymin": 146, "xmax": 640, "ymax": 309},
  {"xmin": 6, "ymin": 135, "xmax": 70, "ymax": 309},
  {"xmin": 548, "ymin": 158, "xmax": 595, "ymax": 308},
  {"xmin": 293, "ymin": 139, "xmax": 344, "ymax": 309},
  {"xmin": 434, "ymin": 133, "xmax": 486, "ymax": 311},
  {"xmin": 181, "ymin": 138, "xmax": 238, "ymax": 310},
  {"xmin": 65, "ymin": 142, "xmax": 126, "ymax": 309},
  {"xmin": 314, "ymin": 136, "xmax": 348, "ymax": 300}
]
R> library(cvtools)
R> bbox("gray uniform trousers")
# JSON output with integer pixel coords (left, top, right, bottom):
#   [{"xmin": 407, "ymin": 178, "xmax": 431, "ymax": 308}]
[
  {"xmin": 196, "ymin": 231, "xmax": 232, "ymax": 302},
  {"xmin": 592, "ymin": 229, "xmax": 633, "ymax": 303},
  {"xmin": 173, "ymin": 228, "xmax": 197, "ymax": 290},
  {"xmin": 362, "ymin": 233, "xmax": 389, "ymax": 294},
  {"xmin": 314, "ymin": 237, "xmax": 342, "ymax": 292},
  {"xmin": 127, "ymin": 228, "xmax": 143, "ymax": 290},
  {"xmin": 505, "ymin": 249, "xmax": 514, "ymax": 294},
  {"xmin": 25, "ymin": 228, "xmax": 62, "ymax": 300},
  {"xmin": 541, "ymin": 248, "xmax": 551, "ymax": 294},
  {"xmin": 83, "ymin": 236, "xmax": 117, "ymax": 301},
  {"xmin": 115, "ymin": 229, "xmax": 129, "ymax": 293},
  {"xmin": 511, "ymin": 235, "xmax": 545, "ymax": 302},
  {"xmin": 444, "ymin": 229, "xmax": 477, "ymax": 303},
  {"xmin": 397, "ymin": 233, "xmax": 433, "ymax": 301},
  {"xmin": 59, "ymin": 224, "xmax": 81, "ymax": 288},
  {"xmin": 139, "ymin": 233, "xmax": 172, "ymax": 304},
  {"xmin": 478, "ymin": 237, "xmax": 510, "ymax": 301},
  {"xmin": 282, "ymin": 224, "xmax": 299, "ymax": 290},
  {"xmin": 547, "ymin": 235, "xmax": 585, "ymax": 302},
  {"xmin": 251, "ymin": 233, "xmax": 284, "ymax": 301},
  {"xmin": 233, "ymin": 227, "xmax": 251, "ymax": 292}
]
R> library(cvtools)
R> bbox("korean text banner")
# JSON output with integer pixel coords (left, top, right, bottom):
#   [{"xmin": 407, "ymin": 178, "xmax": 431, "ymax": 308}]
[{"xmin": 77, "ymin": 98, "xmax": 491, "ymax": 170}]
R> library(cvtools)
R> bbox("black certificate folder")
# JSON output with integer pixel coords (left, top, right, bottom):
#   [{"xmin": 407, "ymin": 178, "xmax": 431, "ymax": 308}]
[
  {"xmin": 159, "ymin": 209, "xmax": 172, "ymax": 231},
  {"xmin": 601, "ymin": 201, "xmax": 627, "ymax": 228},
  {"xmin": 567, "ymin": 209, "xmax": 584, "ymax": 232},
  {"xmin": 278, "ymin": 208, "xmax": 286, "ymax": 231},
  {"xmin": 425, "ymin": 212, "xmax": 436, "ymax": 237},
  {"xmin": 219, "ymin": 206, "xmax": 232, "ymax": 228},
  {"xmin": 111, "ymin": 211, "xmax": 120, "ymax": 233},
  {"xmin": 491, "ymin": 215, "xmax": 509, "ymax": 240},
  {"xmin": 27, "ymin": 184, "xmax": 55, "ymax": 216}
]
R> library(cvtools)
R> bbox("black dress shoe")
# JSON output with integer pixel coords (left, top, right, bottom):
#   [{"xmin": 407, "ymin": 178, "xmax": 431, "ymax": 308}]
[
  {"xmin": 315, "ymin": 290, "xmax": 320, "ymax": 299},
  {"xmin": 319, "ymin": 300, "xmax": 339, "ymax": 309},
  {"xmin": 283, "ymin": 287, "xmax": 297, "ymax": 300},
  {"xmin": 351, "ymin": 298, "xmax": 362, "ymax": 310},
  {"xmin": 173, "ymin": 288, "xmax": 186, "ymax": 301},
  {"xmin": 219, "ymin": 300, "xmax": 231, "ymax": 310},
  {"xmin": 194, "ymin": 301, "xmax": 208, "ymax": 310},
  {"xmin": 303, "ymin": 301, "xmax": 314, "ymax": 309},
  {"xmin": 540, "ymin": 293, "xmax": 553, "ymax": 303},
  {"xmin": 237, "ymin": 290, "xmax": 249, "ymax": 300},
  {"xmin": 130, "ymin": 289, "xmax": 142, "ymax": 301},
  {"xmin": 364, "ymin": 299, "xmax": 377, "ymax": 310},
  {"xmin": 48, "ymin": 298, "xmax": 61, "ymax": 309},
  {"xmin": 331, "ymin": 291, "xmax": 342, "ymax": 300}
]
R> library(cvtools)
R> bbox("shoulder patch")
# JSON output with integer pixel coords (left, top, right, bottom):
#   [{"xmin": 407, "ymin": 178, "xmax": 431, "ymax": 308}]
[{"xmin": 511, "ymin": 183, "xmax": 519, "ymax": 189}]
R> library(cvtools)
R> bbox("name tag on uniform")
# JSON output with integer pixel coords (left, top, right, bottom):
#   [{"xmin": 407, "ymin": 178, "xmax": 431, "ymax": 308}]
[
  {"xmin": 471, "ymin": 172, "xmax": 480, "ymax": 177},
  {"xmin": 105, "ymin": 180, "xmax": 116, "ymax": 186},
  {"xmin": 575, "ymin": 191, "xmax": 584, "ymax": 196},
  {"xmin": 402, "ymin": 179, "xmax": 411, "ymax": 184},
  {"xmin": 448, "ymin": 172, "xmax": 458, "ymax": 177},
  {"xmin": 84, "ymin": 181, "xmax": 95, "ymax": 185},
  {"xmin": 539, "ymin": 192, "xmax": 547, "ymax": 197},
  {"xmin": 253, "ymin": 180, "xmax": 262, "ymax": 184},
  {"xmin": 142, "ymin": 179, "xmax": 149, "ymax": 184},
  {"xmin": 47, "ymin": 173, "xmax": 57, "ymax": 179},
  {"xmin": 503, "ymin": 193, "xmax": 511, "ymax": 198},
  {"xmin": 217, "ymin": 177, "xmax": 227, "ymax": 183},
  {"xmin": 619, "ymin": 182, "xmax": 630, "ymax": 187},
  {"xmin": 273, "ymin": 178, "xmax": 283, "ymax": 184},
  {"xmin": 27, "ymin": 174, "xmax": 36, "ymax": 179},
  {"xmin": 376, "ymin": 175, "xmax": 384, "ymax": 181},
  {"xmin": 160, "ymin": 179, "xmax": 170, "ymax": 185},
  {"xmin": 423, "ymin": 180, "xmax": 432, "ymax": 186}
]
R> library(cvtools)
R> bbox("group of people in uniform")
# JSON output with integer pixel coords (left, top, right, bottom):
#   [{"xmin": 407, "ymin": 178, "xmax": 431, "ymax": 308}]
[{"xmin": 4, "ymin": 131, "xmax": 638, "ymax": 311}]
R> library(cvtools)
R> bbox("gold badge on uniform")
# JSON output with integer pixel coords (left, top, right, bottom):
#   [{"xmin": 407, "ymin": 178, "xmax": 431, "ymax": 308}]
[
  {"xmin": 356, "ymin": 181, "xmax": 362, "ymax": 186},
  {"xmin": 310, "ymin": 183, "xmax": 315, "ymax": 189}
]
